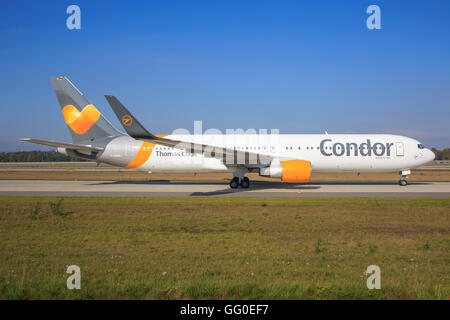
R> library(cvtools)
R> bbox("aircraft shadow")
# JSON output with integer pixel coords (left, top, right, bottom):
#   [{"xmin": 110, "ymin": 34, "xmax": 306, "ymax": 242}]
[
  {"xmin": 89, "ymin": 180, "xmax": 432, "ymax": 197},
  {"xmin": 187, "ymin": 181, "xmax": 433, "ymax": 196},
  {"xmin": 91, "ymin": 180, "xmax": 320, "ymax": 196},
  {"xmin": 92, "ymin": 180, "xmax": 227, "ymax": 186},
  {"xmin": 189, "ymin": 182, "xmax": 321, "ymax": 196},
  {"xmin": 92, "ymin": 180, "xmax": 432, "ymax": 187}
]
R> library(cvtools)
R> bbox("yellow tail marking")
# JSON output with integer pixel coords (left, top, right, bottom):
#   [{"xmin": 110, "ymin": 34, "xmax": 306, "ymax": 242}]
[{"xmin": 62, "ymin": 104, "xmax": 101, "ymax": 135}]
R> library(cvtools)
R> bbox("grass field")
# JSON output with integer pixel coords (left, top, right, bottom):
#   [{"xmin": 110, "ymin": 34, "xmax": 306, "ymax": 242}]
[{"xmin": 0, "ymin": 197, "xmax": 449, "ymax": 299}]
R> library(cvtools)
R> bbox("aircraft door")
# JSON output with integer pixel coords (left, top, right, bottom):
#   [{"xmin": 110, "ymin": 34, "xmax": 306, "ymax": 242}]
[{"xmin": 396, "ymin": 142, "xmax": 404, "ymax": 157}]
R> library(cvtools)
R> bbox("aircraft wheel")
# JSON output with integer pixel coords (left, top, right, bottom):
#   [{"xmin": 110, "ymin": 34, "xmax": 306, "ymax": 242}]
[
  {"xmin": 399, "ymin": 179, "xmax": 407, "ymax": 186},
  {"xmin": 230, "ymin": 177, "xmax": 240, "ymax": 189},
  {"xmin": 241, "ymin": 177, "xmax": 250, "ymax": 188}
]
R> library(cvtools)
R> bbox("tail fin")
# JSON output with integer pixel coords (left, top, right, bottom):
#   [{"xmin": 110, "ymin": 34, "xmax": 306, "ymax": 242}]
[{"xmin": 50, "ymin": 76, "xmax": 122, "ymax": 144}]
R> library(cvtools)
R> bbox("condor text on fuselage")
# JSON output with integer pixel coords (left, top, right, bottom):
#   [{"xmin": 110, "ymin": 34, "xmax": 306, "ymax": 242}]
[{"xmin": 320, "ymin": 139, "xmax": 394, "ymax": 157}]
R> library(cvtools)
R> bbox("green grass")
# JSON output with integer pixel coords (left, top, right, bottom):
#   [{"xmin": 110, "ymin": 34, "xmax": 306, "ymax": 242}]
[{"xmin": 0, "ymin": 197, "xmax": 449, "ymax": 299}]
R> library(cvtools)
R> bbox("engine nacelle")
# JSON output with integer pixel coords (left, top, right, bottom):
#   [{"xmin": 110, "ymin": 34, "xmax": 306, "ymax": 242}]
[{"xmin": 260, "ymin": 159, "xmax": 311, "ymax": 183}]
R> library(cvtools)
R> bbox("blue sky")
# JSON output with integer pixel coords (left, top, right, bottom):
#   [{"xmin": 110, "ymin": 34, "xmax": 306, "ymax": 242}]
[{"xmin": 1, "ymin": 0, "xmax": 449, "ymax": 151}]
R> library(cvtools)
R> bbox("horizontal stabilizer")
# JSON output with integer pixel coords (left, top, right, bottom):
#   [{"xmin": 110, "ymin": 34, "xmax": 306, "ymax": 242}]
[{"xmin": 20, "ymin": 138, "xmax": 104, "ymax": 152}]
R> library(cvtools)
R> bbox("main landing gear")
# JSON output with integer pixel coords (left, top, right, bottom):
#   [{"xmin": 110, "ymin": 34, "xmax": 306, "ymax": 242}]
[
  {"xmin": 230, "ymin": 167, "xmax": 250, "ymax": 189},
  {"xmin": 229, "ymin": 177, "xmax": 250, "ymax": 189},
  {"xmin": 398, "ymin": 170, "xmax": 411, "ymax": 186}
]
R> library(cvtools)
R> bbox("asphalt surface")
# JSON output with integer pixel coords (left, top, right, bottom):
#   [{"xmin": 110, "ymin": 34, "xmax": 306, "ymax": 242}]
[{"xmin": 0, "ymin": 180, "xmax": 449, "ymax": 197}]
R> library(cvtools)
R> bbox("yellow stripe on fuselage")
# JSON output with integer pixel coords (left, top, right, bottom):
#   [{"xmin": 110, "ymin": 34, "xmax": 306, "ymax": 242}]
[{"xmin": 126, "ymin": 141, "xmax": 155, "ymax": 168}]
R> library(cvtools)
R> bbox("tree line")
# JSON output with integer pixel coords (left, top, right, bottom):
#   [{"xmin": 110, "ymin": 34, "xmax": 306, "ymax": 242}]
[
  {"xmin": 0, "ymin": 151, "xmax": 86, "ymax": 162},
  {"xmin": 431, "ymin": 148, "xmax": 450, "ymax": 161}
]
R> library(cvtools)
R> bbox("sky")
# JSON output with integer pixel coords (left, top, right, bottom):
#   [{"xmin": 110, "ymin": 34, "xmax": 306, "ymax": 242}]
[{"xmin": 0, "ymin": 0, "xmax": 449, "ymax": 151}]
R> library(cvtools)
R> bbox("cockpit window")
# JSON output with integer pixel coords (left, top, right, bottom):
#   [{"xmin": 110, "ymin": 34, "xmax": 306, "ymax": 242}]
[{"xmin": 417, "ymin": 144, "xmax": 425, "ymax": 149}]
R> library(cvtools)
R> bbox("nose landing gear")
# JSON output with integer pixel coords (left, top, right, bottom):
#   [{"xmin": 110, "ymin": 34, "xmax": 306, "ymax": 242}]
[{"xmin": 398, "ymin": 170, "xmax": 411, "ymax": 186}]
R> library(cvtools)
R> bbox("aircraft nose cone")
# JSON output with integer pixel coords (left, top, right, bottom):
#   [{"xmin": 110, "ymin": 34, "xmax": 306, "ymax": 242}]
[{"xmin": 426, "ymin": 149, "xmax": 435, "ymax": 162}]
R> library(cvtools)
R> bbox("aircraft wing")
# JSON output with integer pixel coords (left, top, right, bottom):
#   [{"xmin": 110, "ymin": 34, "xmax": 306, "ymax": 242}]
[
  {"xmin": 104, "ymin": 95, "xmax": 272, "ymax": 167},
  {"xmin": 20, "ymin": 138, "xmax": 104, "ymax": 152}
]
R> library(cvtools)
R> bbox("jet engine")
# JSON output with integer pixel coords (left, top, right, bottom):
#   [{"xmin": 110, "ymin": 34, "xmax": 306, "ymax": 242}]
[{"xmin": 259, "ymin": 159, "xmax": 311, "ymax": 183}]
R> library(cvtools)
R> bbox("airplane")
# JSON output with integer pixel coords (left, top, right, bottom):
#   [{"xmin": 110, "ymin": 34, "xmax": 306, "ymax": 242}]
[{"xmin": 21, "ymin": 76, "xmax": 435, "ymax": 188}]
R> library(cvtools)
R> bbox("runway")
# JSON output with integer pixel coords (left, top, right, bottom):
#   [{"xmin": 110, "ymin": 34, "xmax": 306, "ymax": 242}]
[{"xmin": 0, "ymin": 180, "xmax": 449, "ymax": 197}]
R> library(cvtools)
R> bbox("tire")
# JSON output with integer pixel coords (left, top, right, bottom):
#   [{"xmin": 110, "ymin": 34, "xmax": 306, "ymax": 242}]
[
  {"xmin": 241, "ymin": 177, "xmax": 250, "ymax": 188},
  {"xmin": 399, "ymin": 179, "xmax": 407, "ymax": 186},
  {"xmin": 230, "ymin": 178, "xmax": 239, "ymax": 189}
]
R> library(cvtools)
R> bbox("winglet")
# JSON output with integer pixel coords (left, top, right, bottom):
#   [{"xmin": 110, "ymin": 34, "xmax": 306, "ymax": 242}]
[{"xmin": 104, "ymin": 95, "xmax": 157, "ymax": 140}]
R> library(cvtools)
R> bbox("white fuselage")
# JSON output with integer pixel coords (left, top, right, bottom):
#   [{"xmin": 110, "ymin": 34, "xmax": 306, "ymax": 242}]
[{"xmin": 98, "ymin": 134, "xmax": 435, "ymax": 174}]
